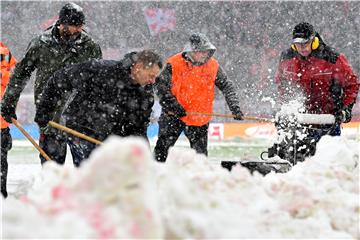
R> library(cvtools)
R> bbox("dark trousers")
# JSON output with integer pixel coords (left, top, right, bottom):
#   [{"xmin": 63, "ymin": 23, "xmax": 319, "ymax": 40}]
[
  {"xmin": 67, "ymin": 137, "xmax": 96, "ymax": 166},
  {"xmin": 1, "ymin": 127, "xmax": 12, "ymax": 198},
  {"xmin": 39, "ymin": 129, "xmax": 95, "ymax": 167},
  {"xmin": 308, "ymin": 123, "xmax": 341, "ymax": 142},
  {"xmin": 154, "ymin": 114, "xmax": 209, "ymax": 162}
]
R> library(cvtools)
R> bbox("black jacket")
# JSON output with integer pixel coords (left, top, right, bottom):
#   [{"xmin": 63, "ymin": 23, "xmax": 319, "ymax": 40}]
[{"xmin": 35, "ymin": 52, "xmax": 154, "ymax": 141}]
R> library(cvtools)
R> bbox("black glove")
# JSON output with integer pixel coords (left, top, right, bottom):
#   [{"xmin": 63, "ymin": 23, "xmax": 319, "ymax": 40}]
[
  {"xmin": 1, "ymin": 104, "xmax": 17, "ymax": 123},
  {"xmin": 174, "ymin": 107, "xmax": 187, "ymax": 118},
  {"xmin": 335, "ymin": 108, "xmax": 352, "ymax": 124},
  {"xmin": 233, "ymin": 110, "xmax": 244, "ymax": 121},
  {"xmin": 34, "ymin": 114, "xmax": 49, "ymax": 131},
  {"xmin": 166, "ymin": 106, "xmax": 187, "ymax": 118}
]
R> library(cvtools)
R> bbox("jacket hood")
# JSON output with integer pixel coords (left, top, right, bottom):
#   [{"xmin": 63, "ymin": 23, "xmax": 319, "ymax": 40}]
[
  {"xmin": 182, "ymin": 33, "xmax": 216, "ymax": 65},
  {"xmin": 183, "ymin": 33, "xmax": 216, "ymax": 54}
]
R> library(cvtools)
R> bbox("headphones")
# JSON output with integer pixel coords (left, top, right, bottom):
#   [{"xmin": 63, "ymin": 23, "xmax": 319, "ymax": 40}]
[{"xmin": 291, "ymin": 36, "xmax": 319, "ymax": 51}]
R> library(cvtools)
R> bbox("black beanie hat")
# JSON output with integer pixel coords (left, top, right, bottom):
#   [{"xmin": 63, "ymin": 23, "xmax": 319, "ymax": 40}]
[
  {"xmin": 292, "ymin": 22, "xmax": 315, "ymax": 44},
  {"xmin": 59, "ymin": 3, "xmax": 85, "ymax": 26}
]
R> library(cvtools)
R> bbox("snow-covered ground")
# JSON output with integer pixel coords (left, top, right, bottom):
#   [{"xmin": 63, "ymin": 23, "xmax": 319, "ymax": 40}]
[
  {"xmin": 4, "ymin": 137, "xmax": 271, "ymax": 197},
  {"xmin": 1, "ymin": 135, "xmax": 359, "ymax": 239}
]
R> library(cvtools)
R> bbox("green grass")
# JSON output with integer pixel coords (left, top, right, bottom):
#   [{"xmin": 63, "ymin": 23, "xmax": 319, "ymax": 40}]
[
  {"xmin": 209, "ymin": 145, "xmax": 266, "ymax": 159},
  {"xmin": 8, "ymin": 146, "xmax": 40, "ymax": 164},
  {"xmin": 9, "ymin": 138, "xmax": 272, "ymax": 164}
]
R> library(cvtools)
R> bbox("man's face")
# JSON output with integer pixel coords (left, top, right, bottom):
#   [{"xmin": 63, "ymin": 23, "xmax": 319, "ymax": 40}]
[
  {"xmin": 188, "ymin": 50, "xmax": 210, "ymax": 63},
  {"xmin": 60, "ymin": 24, "xmax": 83, "ymax": 41},
  {"xmin": 295, "ymin": 40, "xmax": 312, "ymax": 57},
  {"xmin": 132, "ymin": 63, "xmax": 161, "ymax": 86}
]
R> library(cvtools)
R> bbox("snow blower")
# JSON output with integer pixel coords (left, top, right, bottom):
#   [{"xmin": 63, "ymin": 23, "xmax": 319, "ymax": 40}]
[{"xmin": 221, "ymin": 113, "xmax": 336, "ymax": 175}]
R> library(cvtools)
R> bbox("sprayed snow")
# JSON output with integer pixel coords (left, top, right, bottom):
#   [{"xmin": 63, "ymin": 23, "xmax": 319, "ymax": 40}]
[
  {"xmin": 261, "ymin": 97, "xmax": 276, "ymax": 109},
  {"xmin": 2, "ymin": 135, "xmax": 359, "ymax": 238},
  {"xmin": 276, "ymin": 101, "xmax": 335, "ymax": 124},
  {"xmin": 277, "ymin": 100, "xmax": 306, "ymax": 116}
]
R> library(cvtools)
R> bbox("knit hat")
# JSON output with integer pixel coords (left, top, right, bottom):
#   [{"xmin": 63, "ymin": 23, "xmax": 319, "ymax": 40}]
[{"xmin": 59, "ymin": 2, "xmax": 85, "ymax": 26}]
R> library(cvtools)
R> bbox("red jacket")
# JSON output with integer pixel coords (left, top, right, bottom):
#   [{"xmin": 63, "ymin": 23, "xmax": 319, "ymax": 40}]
[{"xmin": 275, "ymin": 42, "xmax": 359, "ymax": 114}]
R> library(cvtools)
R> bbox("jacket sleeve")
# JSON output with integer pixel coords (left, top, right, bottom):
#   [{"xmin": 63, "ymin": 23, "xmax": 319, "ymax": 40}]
[
  {"xmin": 215, "ymin": 66, "xmax": 242, "ymax": 115},
  {"xmin": 155, "ymin": 63, "xmax": 186, "ymax": 116},
  {"xmin": 34, "ymin": 66, "xmax": 74, "ymax": 125},
  {"xmin": 92, "ymin": 42, "xmax": 102, "ymax": 59},
  {"xmin": 1, "ymin": 39, "xmax": 39, "ymax": 110},
  {"xmin": 334, "ymin": 54, "xmax": 359, "ymax": 108}
]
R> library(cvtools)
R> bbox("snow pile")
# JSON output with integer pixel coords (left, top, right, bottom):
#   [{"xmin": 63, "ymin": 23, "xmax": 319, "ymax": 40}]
[
  {"xmin": 3, "ymin": 137, "xmax": 163, "ymax": 239},
  {"xmin": 2, "ymin": 136, "xmax": 359, "ymax": 238},
  {"xmin": 160, "ymin": 135, "xmax": 358, "ymax": 238}
]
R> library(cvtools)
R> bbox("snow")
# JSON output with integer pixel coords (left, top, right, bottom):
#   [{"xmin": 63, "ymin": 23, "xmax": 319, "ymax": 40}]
[
  {"xmin": 2, "ymin": 135, "xmax": 359, "ymax": 239},
  {"xmin": 275, "ymin": 101, "xmax": 335, "ymax": 124},
  {"xmin": 68, "ymin": 2, "xmax": 83, "ymax": 13}
]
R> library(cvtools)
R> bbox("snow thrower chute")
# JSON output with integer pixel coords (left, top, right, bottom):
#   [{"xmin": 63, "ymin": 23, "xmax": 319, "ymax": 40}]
[{"xmin": 221, "ymin": 113, "xmax": 336, "ymax": 175}]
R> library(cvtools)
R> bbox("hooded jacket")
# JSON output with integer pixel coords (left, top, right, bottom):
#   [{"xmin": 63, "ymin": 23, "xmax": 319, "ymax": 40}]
[
  {"xmin": 156, "ymin": 33, "xmax": 242, "ymax": 126},
  {"xmin": 1, "ymin": 22, "xmax": 102, "ymax": 121},
  {"xmin": 276, "ymin": 33, "xmax": 359, "ymax": 119},
  {"xmin": 35, "ymin": 52, "xmax": 154, "ymax": 141}
]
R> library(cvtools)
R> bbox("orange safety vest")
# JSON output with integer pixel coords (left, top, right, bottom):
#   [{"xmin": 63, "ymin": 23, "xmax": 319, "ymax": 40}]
[
  {"xmin": 1, "ymin": 42, "xmax": 17, "ymax": 129},
  {"xmin": 168, "ymin": 53, "xmax": 219, "ymax": 126}
]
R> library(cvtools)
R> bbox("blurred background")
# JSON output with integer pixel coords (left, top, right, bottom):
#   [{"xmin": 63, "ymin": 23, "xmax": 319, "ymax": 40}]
[{"xmin": 1, "ymin": 0, "xmax": 359, "ymax": 124}]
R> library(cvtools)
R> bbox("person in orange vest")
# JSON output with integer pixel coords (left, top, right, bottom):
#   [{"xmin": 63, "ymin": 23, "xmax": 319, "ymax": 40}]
[
  {"xmin": 0, "ymin": 42, "xmax": 17, "ymax": 198},
  {"xmin": 154, "ymin": 33, "xmax": 244, "ymax": 162}
]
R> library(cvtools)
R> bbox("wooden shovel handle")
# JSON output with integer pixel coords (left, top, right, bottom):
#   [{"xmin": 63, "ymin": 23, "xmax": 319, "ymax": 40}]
[
  {"xmin": 186, "ymin": 112, "xmax": 273, "ymax": 122},
  {"xmin": 11, "ymin": 118, "xmax": 51, "ymax": 161},
  {"xmin": 48, "ymin": 121, "xmax": 102, "ymax": 145}
]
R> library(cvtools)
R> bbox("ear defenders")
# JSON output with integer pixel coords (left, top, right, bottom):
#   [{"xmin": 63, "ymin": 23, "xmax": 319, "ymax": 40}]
[{"xmin": 291, "ymin": 36, "xmax": 319, "ymax": 51}]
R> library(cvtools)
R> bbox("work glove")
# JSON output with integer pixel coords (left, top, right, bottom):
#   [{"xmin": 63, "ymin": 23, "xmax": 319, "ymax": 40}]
[
  {"xmin": 175, "ymin": 107, "xmax": 187, "ymax": 118},
  {"xmin": 34, "ymin": 114, "xmax": 49, "ymax": 133},
  {"xmin": 39, "ymin": 123, "xmax": 50, "ymax": 134},
  {"xmin": 233, "ymin": 110, "xmax": 244, "ymax": 121},
  {"xmin": 335, "ymin": 108, "xmax": 352, "ymax": 124},
  {"xmin": 0, "ymin": 103, "xmax": 17, "ymax": 123}
]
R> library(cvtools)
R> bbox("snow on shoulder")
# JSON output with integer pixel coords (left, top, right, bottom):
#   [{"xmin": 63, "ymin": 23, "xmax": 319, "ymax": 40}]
[{"xmin": 2, "ymin": 136, "xmax": 359, "ymax": 238}]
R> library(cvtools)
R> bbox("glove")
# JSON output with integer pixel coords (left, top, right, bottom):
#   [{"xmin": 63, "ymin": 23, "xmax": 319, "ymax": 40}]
[
  {"xmin": 166, "ymin": 106, "xmax": 187, "ymax": 118},
  {"xmin": 174, "ymin": 107, "xmax": 187, "ymax": 118},
  {"xmin": 39, "ymin": 123, "xmax": 50, "ymax": 134},
  {"xmin": 1, "ymin": 104, "xmax": 17, "ymax": 123},
  {"xmin": 233, "ymin": 110, "xmax": 244, "ymax": 121},
  {"xmin": 335, "ymin": 108, "xmax": 352, "ymax": 124},
  {"xmin": 34, "ymin": 114, "xmax": 49, "ymax": 133}
]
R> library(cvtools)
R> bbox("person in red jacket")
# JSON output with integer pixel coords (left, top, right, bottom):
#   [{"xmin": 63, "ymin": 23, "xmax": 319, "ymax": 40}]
[
  {"xmin": 0, "ymin": 42, "xmax": 17, "ymax": 198},
  {"xmin": 275, "ymin": 22, "xmax": 359, "ymax": 138}
]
